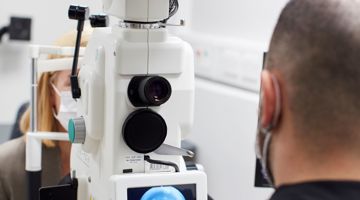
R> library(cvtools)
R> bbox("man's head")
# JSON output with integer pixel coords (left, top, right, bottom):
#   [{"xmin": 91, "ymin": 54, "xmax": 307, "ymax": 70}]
[{"xmin": 259, "ymin": 0, "xmax": 360, "ymax": 186}]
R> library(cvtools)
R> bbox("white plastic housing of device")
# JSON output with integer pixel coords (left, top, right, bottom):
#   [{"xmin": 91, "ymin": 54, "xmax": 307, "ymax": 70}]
[
  {"xmin": 103, "ymin": 0, "xmax": 170, "ymax": 22},
  {"xmin": 71, "ymin": 25, "xmax": 197, "ymax": 199}
]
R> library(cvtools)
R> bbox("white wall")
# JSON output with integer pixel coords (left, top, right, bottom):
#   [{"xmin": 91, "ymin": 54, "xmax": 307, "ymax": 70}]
[
  {"xmin": 189, "ymin": 0, "xmax": 289, "ymax": 47},
  {"xmin": 0, "ymin": 0, "xmax": 102, "ymax": 124}
]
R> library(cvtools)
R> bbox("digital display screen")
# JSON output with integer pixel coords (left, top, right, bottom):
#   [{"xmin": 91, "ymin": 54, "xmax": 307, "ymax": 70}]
[{"xmin": 128, "ymin": 184, "xmax": 196, "ymax": 200}]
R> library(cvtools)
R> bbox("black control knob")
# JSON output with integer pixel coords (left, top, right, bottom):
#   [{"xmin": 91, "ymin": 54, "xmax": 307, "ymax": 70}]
[
  {"xmin": 68, "ymin": 5, "xmax": 89, "ymax": 21},
  {"xmin": 89, "ymin": 14, "xmax": 109, "ymax": 27},
  {"xmin": 123, "ymin": 109, "xmax": 167, "ymax": 154}
]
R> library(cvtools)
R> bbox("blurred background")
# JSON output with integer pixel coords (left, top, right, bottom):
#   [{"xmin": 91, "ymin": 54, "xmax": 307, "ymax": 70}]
[{"xmin": 0, "ymin": 0, "xmax": 288, "ymax": 199}]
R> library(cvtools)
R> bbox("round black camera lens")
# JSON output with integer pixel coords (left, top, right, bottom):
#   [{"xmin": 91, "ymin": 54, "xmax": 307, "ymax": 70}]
[
  {"xmin": 139, "ymin": 76, "xmax": 172, "ymax": 106},
  {"xmin": 147, "ymin": 79, "xmax": 169, "ymax": 102}
]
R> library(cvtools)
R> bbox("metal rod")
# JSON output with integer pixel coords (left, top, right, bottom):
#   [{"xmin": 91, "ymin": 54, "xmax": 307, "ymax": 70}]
[
  {"xmin": 28, "ymin": 58, "xmax": 40, "ymax": 200},
  {"xmin": 30, "ymin": 58, "xmax": 38, "ymax": 132},
  {"xmin": 154, "ymin": 144, "xmax": 195, "ymax": 157},
  {"xmin": 27, "ymin": 132, "xmax": 69, "ymax": 141}
]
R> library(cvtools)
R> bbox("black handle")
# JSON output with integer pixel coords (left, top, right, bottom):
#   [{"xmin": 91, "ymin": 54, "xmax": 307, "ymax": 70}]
[{"xmin": 68, "ymin": 5, "xmax": 89, "ymax": 99}]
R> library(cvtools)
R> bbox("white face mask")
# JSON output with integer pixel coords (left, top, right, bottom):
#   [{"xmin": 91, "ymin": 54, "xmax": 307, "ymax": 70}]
[{"xmin": 51, "ymin": 83, "xmax": 77, "ymax": 131}]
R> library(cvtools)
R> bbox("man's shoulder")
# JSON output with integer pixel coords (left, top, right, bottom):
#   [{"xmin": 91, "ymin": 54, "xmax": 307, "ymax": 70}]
[
  {"xmin": 271, "ymin": 181, "xmax": 360, "ymax": 200},
  {"xmin": 0, "ymin": 137, "xmax": 27, "ymax": 200},
  {"xmin": 0, "ymin": 137, "xmax": 25, "ymax": 155}
]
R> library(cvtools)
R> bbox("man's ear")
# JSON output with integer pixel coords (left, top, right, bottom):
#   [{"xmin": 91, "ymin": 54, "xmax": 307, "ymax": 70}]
[{"xmin": 260, "ymin": 70, "xmax": 278, "ymax": 130}]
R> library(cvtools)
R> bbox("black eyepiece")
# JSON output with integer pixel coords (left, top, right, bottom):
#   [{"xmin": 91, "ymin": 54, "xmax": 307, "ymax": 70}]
[
  {"xmin": 128, "ymin": 76, "xmax": 172, "ymax": 107},
  {"xmin": 139, "ymin": 76, "xmax": 171, "ymax": 106}
]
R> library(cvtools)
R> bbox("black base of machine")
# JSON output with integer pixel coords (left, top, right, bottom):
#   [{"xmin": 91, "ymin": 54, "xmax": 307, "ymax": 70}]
[
  {"xmin": 27, "ymin": 171, "xmax": 41, "ymax": 200},
  {"xmin": 39, "ymin": 178, "xmax": 78, "ymax": 200}
]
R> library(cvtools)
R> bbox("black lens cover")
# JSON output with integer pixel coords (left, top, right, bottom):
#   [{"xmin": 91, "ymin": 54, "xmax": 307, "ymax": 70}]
[{"xmin": 123, "ymin": 109, "xmax": 167, "ymax": 154}]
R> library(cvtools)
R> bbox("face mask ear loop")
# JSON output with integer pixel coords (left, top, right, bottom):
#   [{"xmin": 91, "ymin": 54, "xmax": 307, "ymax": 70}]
[
  {"xmin": 261, "ymin": 132, "xmax": 274, "ymax": 186},
  {"xmin": 52, "ymin": 107, "xmax": 59, "ymax": 118},
  {"xmin": 259, "ymin": 74, "xmax": 282, "ymax": 187},
  {"xmin": 50, "ymin": 82, "xmax": 61, "ymax": 97}
]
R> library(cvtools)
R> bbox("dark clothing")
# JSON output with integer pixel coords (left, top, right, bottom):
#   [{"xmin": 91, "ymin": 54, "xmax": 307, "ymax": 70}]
[
  {"xmin": 271, "ymin": 181, "xmax": 360, "ymax": 200},
  {"xmin": 10, "ymin": 102, "xmax": 29, "ymax": 140}
]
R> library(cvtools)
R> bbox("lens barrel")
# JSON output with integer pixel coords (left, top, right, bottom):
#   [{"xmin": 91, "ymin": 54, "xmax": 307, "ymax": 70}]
[{"xmin": 128, "ymin": 76, "xmax": 172, "ymax": 107}]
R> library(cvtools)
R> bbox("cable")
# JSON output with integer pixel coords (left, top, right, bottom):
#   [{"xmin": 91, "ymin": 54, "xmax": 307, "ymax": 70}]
[
  {"xmin": 162, "ymin": 0, "xmax": 179, "ymax": 23},
  {"xmin": 0, "ymin": 26, "xmax": 9, "ymax": 42},
  {"xmin": 168, "ymin": 0, "xmax": 179, "ymax": 18},
  {"xmin": 144, "ymin": 155, "xmax": 180, "ymax": 172}
]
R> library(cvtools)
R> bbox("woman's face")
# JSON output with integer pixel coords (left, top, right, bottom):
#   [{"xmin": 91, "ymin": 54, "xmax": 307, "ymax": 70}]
[{"xmin": 51, "ymin": 70, "xmax": 72, "ymax": 113}]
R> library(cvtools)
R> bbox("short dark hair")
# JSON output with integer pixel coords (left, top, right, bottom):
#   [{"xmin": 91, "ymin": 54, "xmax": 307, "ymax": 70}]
[{"xmin": 266, "ymin": 0, "xmax": 360, "ymax": 143}]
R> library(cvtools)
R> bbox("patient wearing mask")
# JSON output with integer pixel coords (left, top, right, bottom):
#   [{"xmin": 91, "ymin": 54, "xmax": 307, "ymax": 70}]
[{"xmin": 0, "ymin": 29, "xmax": 92, "ymax": 200}]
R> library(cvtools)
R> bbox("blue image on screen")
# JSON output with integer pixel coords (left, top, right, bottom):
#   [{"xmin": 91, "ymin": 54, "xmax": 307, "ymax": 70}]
[
  {"xmin": 128, "ymin": 184, "xmax": 196, "ymax": 200},
  {"xmin": 140, "ymin": 186, "xmax": 185, "ymax": 200}
]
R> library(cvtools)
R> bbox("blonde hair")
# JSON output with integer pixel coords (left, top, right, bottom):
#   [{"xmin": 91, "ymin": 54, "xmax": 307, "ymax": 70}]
[{"xmin": 20, "ymin": 28, "xmax": 92, "ymax": 147}]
